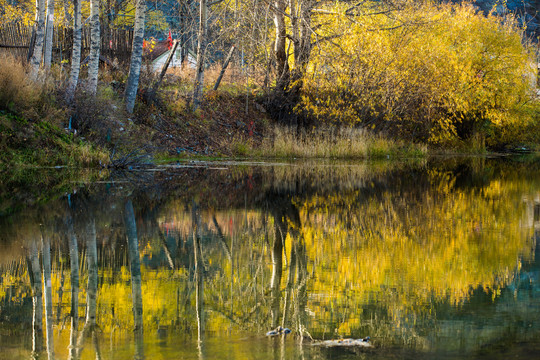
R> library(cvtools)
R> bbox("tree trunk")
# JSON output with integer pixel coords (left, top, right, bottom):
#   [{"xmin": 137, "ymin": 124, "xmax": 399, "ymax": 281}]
[
  {"xmin": 291, "ymin": 1, "xmax": 312, "ymax": 85},
  {"xmin": 150, "ymin": 40, "xmax": 180, "ymax": 97},
  {"xmin": 192, "ymin": 0, "xmax": 208, "ymax": 110},
  {"xmin": 273, "ymin": 0, "xmax": 289, "ymax": 91},
  {"xmin": 124, "ymin": 0, "xmax": 146, "ymax": 113},
  {"xmin": 43, "ymin": 0, "xmax": 55, "ymax": 70},
  {"xmin": 30, "ymin": 0, "xmax": 46, "ymax": 79},
  {"xmin": 88, "ymin": 0, "xmax": 101, "ymax": 94},
  {"xmin": 289, "ymin": 0, "xmax": 313, "ymax": 130},
  {"xmin": 66, "ymin": 0, "xmax": 82, "ymax": 103},
  {"xmin": 62, "ymin": 0, "xmax": 72, "ymax": 26},
  {"xmin": 213, "ymin": 45, "xmax": 235, "ymax": 91}
]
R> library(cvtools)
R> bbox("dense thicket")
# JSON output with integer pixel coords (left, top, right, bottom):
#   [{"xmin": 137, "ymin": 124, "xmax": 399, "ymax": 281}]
[{"xmin": 301, "ymin": 3, "xmax": 538, "ymax": 146}]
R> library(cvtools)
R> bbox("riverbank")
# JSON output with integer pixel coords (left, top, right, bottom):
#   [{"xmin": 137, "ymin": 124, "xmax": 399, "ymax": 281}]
[
  {"xmin": 0, "ymin": 84, "xmax": 531, "ymax": 170},
  {"xmin": 0, "ymin": 55, "xmax": 538, "ymax": 170},
  {"xmin": 0, "ymin": 64, "xmax": 428, "ymax": 170}
]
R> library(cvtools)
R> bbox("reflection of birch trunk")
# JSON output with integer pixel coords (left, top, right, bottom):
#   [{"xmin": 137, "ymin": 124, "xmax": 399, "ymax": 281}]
[
  {"xmin": 155, "ymin": 221, "xmax": 175, "ymax": 270},
  {"xmin": 85, "ymin": 218, "xmax": 98, "ymax": 327},
  {"xmin": 270, "ymin": 215, "xmax": 285, "ymax": 328},
  {"xmin": 282, "ymin": 244, "xmax": 296, "ymax": 328},
  {"xmin": 211, "ymin": 216, "xmax": 231, "ymax": 260},
  {"xmin": 124, "ymin": 200, "xmax": 144, "ymax": 332},
  {"xmin": 66, "ymin": 214, "xmax": 79, "ymax": 360},
  {"xmin": 192, "ymin": 202, "xmax": 205, "ymax": 349},
  {"xmin": 55, "ymin": 259, "xmax": 65, "ymax": 323},
  {"xmin": 295, "ymin": 238, "xmax": 309, "ymax": 340},
  {"xmin": 28, "ymin": 241, "xmax": 43, "ymax": 356},
  {"xmin": 134, "ymin": 326, "xmax": 144, "ymax": 360},
  {"xmin": 77, "ymin": 216, "xmax": 99, "ymax": 354},
  {"xmin": 92, "ymin": 330, "xmax": 102, "ymax": 360},
  {"xmin": 42, "ymin": 235, "xmax": 55, "ymax": 360}
]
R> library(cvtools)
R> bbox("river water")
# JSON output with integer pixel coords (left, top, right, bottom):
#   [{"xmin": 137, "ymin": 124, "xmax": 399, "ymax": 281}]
[{"xmin": 0, "ymin": 158, "xmax": 539, "ymax": 359}]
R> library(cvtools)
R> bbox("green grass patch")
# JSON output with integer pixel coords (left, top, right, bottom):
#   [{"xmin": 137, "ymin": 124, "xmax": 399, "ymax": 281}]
[{"xmin": 0, "ymin": 111, "xmax": 109, "ymax": 168}]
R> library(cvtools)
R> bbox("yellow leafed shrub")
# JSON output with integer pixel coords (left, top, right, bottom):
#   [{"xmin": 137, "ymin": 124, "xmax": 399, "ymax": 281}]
[{"xmin": 301, "ymin": 2, "xmax": 538, "ymax": 146}]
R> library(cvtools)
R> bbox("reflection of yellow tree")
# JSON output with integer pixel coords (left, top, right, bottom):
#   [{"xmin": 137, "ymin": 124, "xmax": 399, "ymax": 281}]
[{"xmin": 299, "ymin": 169, "xmax": 534, "ymax": 336}]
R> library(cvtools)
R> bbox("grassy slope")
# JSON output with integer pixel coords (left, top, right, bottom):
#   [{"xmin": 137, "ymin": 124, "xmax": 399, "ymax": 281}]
[{"xmin": 0, "ymin": 110, "xmax": 108, "ymax": 168}]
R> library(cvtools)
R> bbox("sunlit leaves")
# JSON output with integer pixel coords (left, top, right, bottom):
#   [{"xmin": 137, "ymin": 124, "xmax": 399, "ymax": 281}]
[{"xmin": 303, "ymin": 2, "xmax": 537, "ymax": 144}]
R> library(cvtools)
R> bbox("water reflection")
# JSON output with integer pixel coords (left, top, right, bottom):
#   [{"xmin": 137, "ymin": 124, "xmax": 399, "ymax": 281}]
[{"xmin": 0, "ymin": 159, "xmax": 539, "ymax": 359}]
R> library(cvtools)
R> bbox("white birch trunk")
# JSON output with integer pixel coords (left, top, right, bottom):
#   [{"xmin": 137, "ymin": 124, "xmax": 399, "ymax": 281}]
[
  {"xmin": 192, "ymin": 0, "xmax": 207, "ymax": 110},
  {"xmin": 62, "ymin": 0, "xmax": 71, "ymax": 26},
  {"xmin": 273, "ymin": 0, "xmax": 289, "ymax": 90},
  {"xmin": 30, "ymin": 0, "xmax": 46, "ymax": 79},
  {"xmin": 124, "ymin": 0, "xmax": 146, "ymax": 113},
  {"xmin": 43, "ymin": 0, "xmax": 55, "ymax": 70},
  {"xmin": 66, "ymin": 0, "xmax": 82, "ymax": 103},
  {"xmin": 88, "ymin": 0, "xmax": 101, "ymax": 94}
]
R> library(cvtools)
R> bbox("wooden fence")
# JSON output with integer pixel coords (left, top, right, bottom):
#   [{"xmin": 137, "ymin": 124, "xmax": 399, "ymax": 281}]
[{"xmin": 0, "ymin": 23, "xmax": 134, "ymax": 65}]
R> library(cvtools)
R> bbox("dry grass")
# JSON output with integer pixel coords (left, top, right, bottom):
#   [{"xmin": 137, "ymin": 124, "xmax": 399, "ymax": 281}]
[
  {"xmin": 0, "ymin": 54, "xmax": 40, "ymax": 112},
  {"xmin": 162, "ymin": 63, "xmax": 262, "ymax": 96},
  {"xmin": 259, "ymin": 126, "xmax": 427, "ymax": 159}
]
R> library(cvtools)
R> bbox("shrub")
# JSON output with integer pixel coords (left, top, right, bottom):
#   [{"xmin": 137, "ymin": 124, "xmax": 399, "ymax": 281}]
[
  {"xmin": 302, "ymin": 1, "xmax": 538, "ymax": 147},
  {"xmin": 0, "ymin": 55, "xmax": 39, "ymax": 113}
]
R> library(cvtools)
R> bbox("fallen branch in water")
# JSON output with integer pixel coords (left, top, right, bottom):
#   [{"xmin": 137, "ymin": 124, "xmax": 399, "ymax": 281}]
[{"xmin": 108, "ymin": 145, "xmax": 154, "ymax": 169}]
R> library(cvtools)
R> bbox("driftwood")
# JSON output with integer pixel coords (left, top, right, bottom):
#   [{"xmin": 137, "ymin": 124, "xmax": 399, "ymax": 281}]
[
  {"xmin": 310, "ymin": 338, "xmax": 372, "ymax": 347},
  {"xmin": 265, "ymin": 327, "xmax": 372, "ymax": 348}
]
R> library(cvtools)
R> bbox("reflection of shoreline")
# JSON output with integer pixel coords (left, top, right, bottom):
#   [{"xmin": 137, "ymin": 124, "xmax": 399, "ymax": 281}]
[{"xmin": 0, "ymin": 160, "xmax": 539, "ymax": 357}]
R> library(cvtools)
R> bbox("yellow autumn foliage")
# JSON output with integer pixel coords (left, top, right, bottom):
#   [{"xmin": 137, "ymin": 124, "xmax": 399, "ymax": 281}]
[{"xmin": 302, "ymin": 1, "xmax": 538, "ymax": 145}]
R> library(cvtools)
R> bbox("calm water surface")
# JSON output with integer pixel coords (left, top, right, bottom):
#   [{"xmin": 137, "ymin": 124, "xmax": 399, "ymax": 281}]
[{"xmin": 1, "ymin": 158, "xmax": 540, "ymax": 359}]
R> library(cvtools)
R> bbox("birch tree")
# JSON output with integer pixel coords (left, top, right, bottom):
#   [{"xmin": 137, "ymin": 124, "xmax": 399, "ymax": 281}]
[
  {"xmin": 29, "ymin": 0, "xmax": 46, "ymax": 79},
  {"xmin": 66, "ymin": 0, "xmax": 82, "ymax": 103},
  {"xmin": 42, "ymin": 0, "xmax": 54, "ymax": 70},
  {"xmin": 88, "ymin": 0, "xmax": 100, "ymax": 94},
  {"xmin": 273, "ymin": 0, "xmax": 289, "ymax": 92},
  {"xmin": 62, "ymin": 0, "xmax": 71, "ymax": 26},
  {"xmin": 125, "ymin": 0, "xmax": 146, "ymax": 113},
  {"xmin": 192, "ymin": 0, "xmax": 207, "ymax": 110}
]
